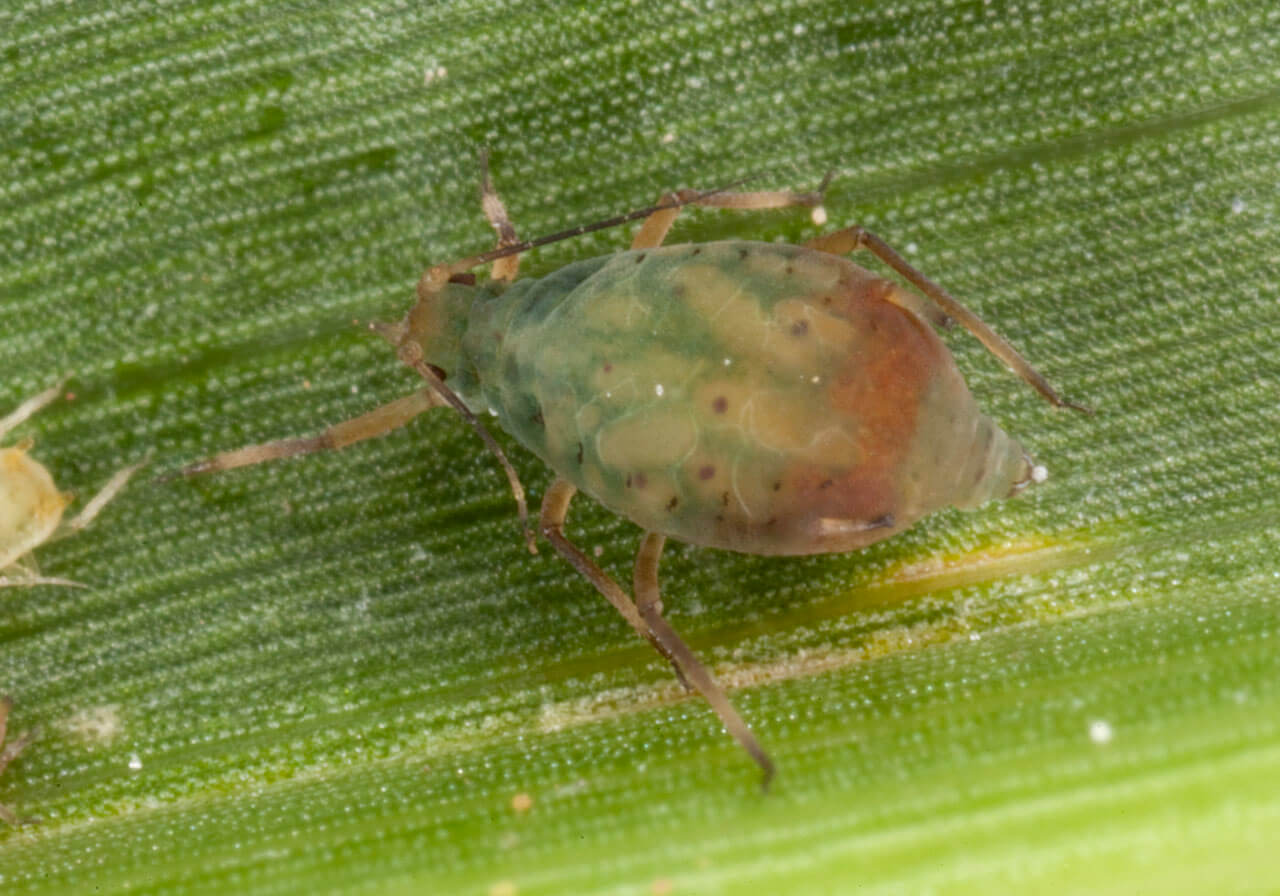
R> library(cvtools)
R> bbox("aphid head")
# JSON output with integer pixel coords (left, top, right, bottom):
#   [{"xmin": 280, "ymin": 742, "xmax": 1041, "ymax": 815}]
[{"xmin": 381, "ymin": 272, "xmax": 479, "ymax": 387}]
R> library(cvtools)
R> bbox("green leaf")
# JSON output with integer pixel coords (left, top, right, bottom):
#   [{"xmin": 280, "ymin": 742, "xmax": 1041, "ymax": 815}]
[{"xmin": 2, "ymin": 1, "xmax": 1278, "ymax": 893}]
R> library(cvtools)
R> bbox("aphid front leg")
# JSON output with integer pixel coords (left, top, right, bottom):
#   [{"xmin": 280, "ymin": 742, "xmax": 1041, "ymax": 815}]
[
  {"xmin": 478, "ymin": 149, "xmax": 521, "ymax": 283},
  {"xmin": 177, "ymin": 389, "xmax": 447, "ymax": 477},
  {"xmin": 806, "ymin": 226, "xmax": 1090, "ymax": 412},
  {"xmin": 540, "ymin": 479, "xmax": 774, "ymax": 784},
  {"xmin": 631, "ymin": 172, "xmax": 833, "ymax": 250},
  {"xmin": 0, "ymin": 696, "xmax": 37, "ymax": 826}
]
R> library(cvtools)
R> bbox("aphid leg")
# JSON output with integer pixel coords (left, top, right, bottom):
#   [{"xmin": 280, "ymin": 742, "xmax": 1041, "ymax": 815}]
[
  {"xmin": 61, "ymin": 457, "xmax": 147, "ymax": 535},
  {"xmin": 0, "ymin": 377, "xmax": 67, "ymax": 442},
  {"xmin": 540, "ymin": 479, "xmax": 773, "ymax": 783},
  {"xmin": 632, "ymin": 172, "xmax": 834, "ymax": 250},
  {"xmin": 539, "ymin": 479, "xmax": 671, "ymax": 658},
  {"xmin": 634, "ymin": 531, "xmax": 775, "ymax": 787},
  {"xmin": 392, "ymin": 341, "xmax": 536, "ymax": 553},
  {"xmin": 175, "ymin": 389, "xmax": 447, "ymax": 477},
  {"xmin": 807, "ymin": 226, "xmax": 1091, "ymax": 413},
  {"xmin": 477, "ymin": 149, "xmax": 521, "ymax": 283},
  {"xmin": 0, "ymin": 696, "xmax": 38, "ymax": 826}
]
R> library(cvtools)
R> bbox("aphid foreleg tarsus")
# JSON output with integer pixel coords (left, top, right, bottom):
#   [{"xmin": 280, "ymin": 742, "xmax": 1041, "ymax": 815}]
[
  {"xmin": 632, "ymin": 171, "xmax": 834, "ymax": 251},
  {"xmin": 0, "ymin": 695, "xmax": 37, "ymax": 826},
  {"xmin": 541, "ymin": 479, "xmax": 774, "ymax": 785},
  {"xmin": 807, "ymin": 226, "xmax": 1092, "ymax": 413},
  {"xmin": 175, "ymin": 389, "xmax": 447, "ymax": 478},
  {"xmin": 634, "ymin": 531, "xmax": 776, "ymax": 787}
]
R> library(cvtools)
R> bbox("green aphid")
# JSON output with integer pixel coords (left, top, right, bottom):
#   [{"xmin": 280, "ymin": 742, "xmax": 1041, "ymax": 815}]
[{"xmin": 181, "ymin": 159, "xmax": 1087, "ymax": 785}]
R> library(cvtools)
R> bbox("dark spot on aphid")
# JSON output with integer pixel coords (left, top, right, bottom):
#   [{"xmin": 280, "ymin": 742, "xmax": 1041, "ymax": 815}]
[
  {"xmin": 634, "ymin": 473, "xmax": 648, "ymax": 489},
  {"xmin": 772, "ymin": 480, "xmax": 781, "ymax": 491},
  {"xmin": 819, "ymin": 479, "xmax": 833, "ymax": 490},
  {"xmin": 721, "ymin": 491, "xmax": 730, "ymax": 507},
  {"xmin": 635, "ymin": 253, "xmax": 646, "ymax": 264},
  {"xmin": 448, "ymin": 272, "xmax": 476, "ymax": 285},
  {"xmin": 626, "ymin": 474, "xmax": 632, "ymax": 488},
  {"xmin": 766, "ymin": 516, "xmax": 777, "ymax": 527},
  {"xmin": 698, "ymin": 465, "xmax": 715, "ymax": 480},
  {"xmin": 531, "ymin": 409, "xmax": 544, "ymax": 428},
  {"xmin": 666, "ymin": 496, "xmax": 679, "ymax": 511},
  {"xmin": 822, "ymin": 295, "xmax": 833, "ymax": 306},
  {"xmin": 603, "ymin": 362, "xmax": 613, "ymax": 373},
  {"xmin": 715, "ymin": 514, "xmax": 725, "ymax": 523},
  {"xmin": 576, "ymin": 442, "xmax": 583, "ymax": 465},
  {"xmin": 738, "ymin": 248, "xmax": 749, "ymax": 260},
  {"xmin": 712, "ymin": 396, "xmax": 728, "ymax": 414},
  {"xmin": 791, "ymin": 319, "xmax": 809, "ymax": 337},
  {"xmin": 785, "ymin": 265, "xmax": 794, "ymax": 275},
  {"xmin": 426, "ymin": 363, "xmax": 448, "ymax": 381},
  {"xmin": 691, "ymin": 247, "xmax": 702, "ymax": 256}
]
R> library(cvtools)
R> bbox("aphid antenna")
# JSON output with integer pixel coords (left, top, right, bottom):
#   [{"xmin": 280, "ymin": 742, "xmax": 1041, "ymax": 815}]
[
  {"xmin": 399, "ymin": 348, "xmax": 538, "ymax": 555},
  {"xmin": 452, "ymin": 175, "xmax": 778, "ymax": 271}
]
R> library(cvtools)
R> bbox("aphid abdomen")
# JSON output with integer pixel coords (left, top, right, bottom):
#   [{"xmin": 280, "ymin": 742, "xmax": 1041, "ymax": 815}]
[{"xmin": 467, "ymin": 241, "xmax": 1030, "ymax": 556}]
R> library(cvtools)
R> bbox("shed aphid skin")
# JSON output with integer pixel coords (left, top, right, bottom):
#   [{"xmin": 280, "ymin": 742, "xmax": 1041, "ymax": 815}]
[
  {"xmin": 1, "ymin": 380, "xmax": 144, "ymax": 589},
  {"xmin": 178, "ymin": 160, "xmax": 1087, "ymax": 786},
  {"xmin": 0, "ymin": 696, "xmax": 37, "ymax": 825}
]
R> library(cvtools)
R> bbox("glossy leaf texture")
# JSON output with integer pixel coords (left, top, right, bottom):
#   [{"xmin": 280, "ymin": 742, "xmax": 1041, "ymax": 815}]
[{"xmin": 1, "ymin": 1, "xmax": 1278, "ymax": 893}]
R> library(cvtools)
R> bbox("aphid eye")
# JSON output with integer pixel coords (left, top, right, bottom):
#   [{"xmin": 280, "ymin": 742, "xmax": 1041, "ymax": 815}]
[
  {"xmin": 427, "ymin": 363, "xmax": 448, "ymax": 381},
  {"xmin": 448, "ymin": 272, "xmax": 477, "ymax": 285}
]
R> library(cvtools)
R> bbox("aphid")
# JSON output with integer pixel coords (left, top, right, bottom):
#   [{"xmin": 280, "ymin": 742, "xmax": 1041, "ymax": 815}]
[
  {"xmin": 1, "ymin": 380, "xmax": 143, "ymax": 588},
  {"xmin": 0, "ymin": 696, "xmax": 36, "ymax": 825},
  {"xmin": 180, "ymin": 159, "xmax": 1086, "ymax": 784}
]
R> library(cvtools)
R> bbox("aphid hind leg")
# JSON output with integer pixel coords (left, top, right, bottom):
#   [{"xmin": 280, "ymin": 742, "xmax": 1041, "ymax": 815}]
[
  {"xmin": 807, "ymin": 226, "xmax": 1090, "ymax": 413},
  {"xmin": 631, "ymin": 172, "xmax": 833, "ymax": 250},
  {"xmin": 176, "ymin": 389, "xmax": 446, "ymax": 477},
  {"xmin": 634, "ymin": 532, "xmax": 775, "ymax": 787}
]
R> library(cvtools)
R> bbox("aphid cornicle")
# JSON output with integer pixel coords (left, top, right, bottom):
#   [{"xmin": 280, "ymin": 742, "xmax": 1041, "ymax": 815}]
[
  {"xmin": 182, "ymin": 159, "xmax": 1086, "ymax": 785},
  {"xmin": 1, "ymin": 380, "xmax": 143, "ymax": 589}
]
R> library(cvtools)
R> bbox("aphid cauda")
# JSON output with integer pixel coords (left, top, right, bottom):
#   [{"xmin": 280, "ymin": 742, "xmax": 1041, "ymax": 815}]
[
  {"xmin": 0, "ymin": 696, "xmax": 36, "ymax": 825},
  {"xmin": 181, "ymin": 159, "xmax": 1086, "ymax": 784},
  {"xmin": 1, "ymin": 380, "xmax": 143, "ymax": 589}
]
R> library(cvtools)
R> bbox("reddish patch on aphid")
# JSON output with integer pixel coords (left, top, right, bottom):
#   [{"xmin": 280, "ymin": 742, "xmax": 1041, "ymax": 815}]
[
  {"xmin": 699, "ymin": 465, "xmax": 716, "ymax": 480},
  {"xmin": 783, "ymin": 273, "xmax": 944, "ymax": 537},
  {"xmin": 712, "ymin": 396, "xmax": 728, "ymax": 414}
]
